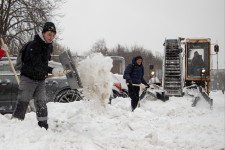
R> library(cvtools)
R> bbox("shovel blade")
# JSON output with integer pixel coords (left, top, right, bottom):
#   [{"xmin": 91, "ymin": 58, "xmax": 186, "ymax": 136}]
[{"xmin": 59, "ymin": 50, "xmax": 83, "ymax": 89}]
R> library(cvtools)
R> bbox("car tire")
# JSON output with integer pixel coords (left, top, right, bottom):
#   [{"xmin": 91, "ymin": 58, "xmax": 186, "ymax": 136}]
[
  {"xmin": 112, "ymin": 90, "xmax": 120, "ymax": 98},
  {"xmin": 121, "ymin": 90, "xmax": 129, "ymax": 98},
  {"xmin": 55, "ymin": 89, "xmax": 82, "ymax": 103}
]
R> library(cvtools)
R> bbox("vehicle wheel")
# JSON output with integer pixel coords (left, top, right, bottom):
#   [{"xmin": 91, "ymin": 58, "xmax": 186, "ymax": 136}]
[
  {"xmin": 108, "ymin": 90, "xmax": 120, "ymax": 105},
  {"xmin": 121, "ymin": 90, "xmax": 129, "ymax": 98},
  {"xmin": 112, "ymin": 90, "xmax": 120, "ymax": 98},
  {"xmin": 55, "ymin": 89, "xmax": 82, "ymax": 103}
]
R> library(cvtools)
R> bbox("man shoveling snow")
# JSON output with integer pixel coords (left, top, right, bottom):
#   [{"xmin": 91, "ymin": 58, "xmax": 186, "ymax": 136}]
[{"xmin": 123, "ymin": 56, "xmax": 149, "ymax": 112}]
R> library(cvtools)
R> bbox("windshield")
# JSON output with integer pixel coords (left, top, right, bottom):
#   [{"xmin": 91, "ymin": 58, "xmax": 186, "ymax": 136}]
[{"xmin": 186, "ymin": 42, "xmax": 210, "ymax": 78}]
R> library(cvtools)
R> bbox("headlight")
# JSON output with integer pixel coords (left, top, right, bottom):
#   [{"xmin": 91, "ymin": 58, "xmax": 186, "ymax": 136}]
[
  {"xmin": 151, "ymin": 71, "xmax": 155, "ymax": 76},
  {"xmin": 201, "ymin": 68, "xmax": 206, "ymax": 77},
  {"xmin": 201, "ymin": 68, "xmax": 206, "ymax": 74}
]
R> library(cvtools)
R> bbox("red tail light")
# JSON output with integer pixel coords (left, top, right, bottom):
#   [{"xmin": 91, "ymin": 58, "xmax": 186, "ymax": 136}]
[{"xmin": 114, "ymin": 83, "xmax": 122, "ymax": 93}]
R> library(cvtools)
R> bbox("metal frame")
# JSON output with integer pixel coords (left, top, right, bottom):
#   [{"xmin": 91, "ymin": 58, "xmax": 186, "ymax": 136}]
[{"xmin": 185, "ymin": 38, "xmax": 211, "ymax": 94}]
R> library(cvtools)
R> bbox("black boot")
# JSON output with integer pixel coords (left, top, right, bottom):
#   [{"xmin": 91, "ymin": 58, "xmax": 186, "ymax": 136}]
[{"xmin": 38, "ymin": 121, "xmax": 48, "ymax": 130}]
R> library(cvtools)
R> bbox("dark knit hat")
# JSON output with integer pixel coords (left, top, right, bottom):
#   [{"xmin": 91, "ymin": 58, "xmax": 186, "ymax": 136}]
[
  {"xmin": 42, "ymin": 22, "xmax": 56, "ymax": 33},
  {"xmin": 135, "ymin": 56, "xmax": 142, "ymax": 61}
]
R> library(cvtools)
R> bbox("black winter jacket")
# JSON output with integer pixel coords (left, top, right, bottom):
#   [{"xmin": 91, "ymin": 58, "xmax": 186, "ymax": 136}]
[
  {"xmin": 20, "ymin": 34, "xmax": 53, "ymax": 81},
  {"xmin": 123, "ymin": 56, "xmax": 147, "ymax": 85}
]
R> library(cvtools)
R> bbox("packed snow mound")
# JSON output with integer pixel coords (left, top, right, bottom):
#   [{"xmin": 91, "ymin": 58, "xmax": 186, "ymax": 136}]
[
  {"xmin": 79, "ymin": 53, "xmax": 113, "ymax": 108},
  {"xmin": 0, "ymin": 91, "xmax": 224, "ymax": 150}
]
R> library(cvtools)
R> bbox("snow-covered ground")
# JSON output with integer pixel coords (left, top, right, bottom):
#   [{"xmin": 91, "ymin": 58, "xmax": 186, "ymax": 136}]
[
  {"xmin": 0, "ymin": 54, "xmax": 224, "ymax": 150},
  {"xmin": 0, "ymin": 91, "xmax": 224, "ymax": 150}
]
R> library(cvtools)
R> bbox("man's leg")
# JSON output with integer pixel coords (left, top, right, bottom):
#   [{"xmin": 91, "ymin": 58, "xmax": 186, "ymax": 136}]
[
  {"xmin": 12, "ymin": 76, "xmax": 36, "ymax": 120},
  {"xmin": 128, "ymin": 85, "xmax": 135, "ymax": 110},
  {"xmin": 34, "ymin": 81, "xmax": 48, "ymax": 130},
  {"xmin": 131, "ymin": 86, "xmax": 140, "ymax": 111},
  {"xmin": 128, "ymin": 85, "xmax": 140, "ymax": 111}
]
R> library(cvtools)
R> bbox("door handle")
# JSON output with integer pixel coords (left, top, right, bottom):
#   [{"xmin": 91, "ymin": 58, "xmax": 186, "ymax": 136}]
[
  {"xmin": 0, "ymin": 79, "xmax": 11, "ymax": 86},
  {"xmin": 52, "ymin": 81, "xmax": 58, "ymax": 84},
  {"xmin": 1, "ymin": 79, "xmax": 10, "ymax": 86},
  {"xmin": 1, "ymin": 83, "xmax": 7, "ymax": 86}
]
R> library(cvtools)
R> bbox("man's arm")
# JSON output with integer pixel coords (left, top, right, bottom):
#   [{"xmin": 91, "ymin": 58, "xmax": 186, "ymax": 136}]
[{"xmin": 123, "ymin": 64, "xmax": 133, "ymax": 81}]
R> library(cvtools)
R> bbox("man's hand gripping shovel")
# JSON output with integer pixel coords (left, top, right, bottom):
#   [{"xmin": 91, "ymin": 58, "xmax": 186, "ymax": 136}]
[{"xmin": 46, "ymin": 69, "xmax": 72, "ymax": 79}]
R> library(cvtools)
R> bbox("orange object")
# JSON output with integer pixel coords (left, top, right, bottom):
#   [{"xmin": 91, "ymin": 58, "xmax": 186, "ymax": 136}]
[{"xmin": 114, "ymin": 83, "xmax": 122, "ymax": 93}]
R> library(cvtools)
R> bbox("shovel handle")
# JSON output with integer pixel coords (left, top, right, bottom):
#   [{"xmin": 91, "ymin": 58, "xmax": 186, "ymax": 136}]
[
  {"xmin": 0, "ymin": 38, "xmax": 20, "ymax": 85},
  {"xmin": 63, "ymin": 69, "xmax": 71, "ymax": 74},
  {"xmin": 126, "ymin": 83, "xmax": 148, "ymax": 87},
  {"xmin": 46, "ymin": 69, "xmax": 71, "ymax": 79}
]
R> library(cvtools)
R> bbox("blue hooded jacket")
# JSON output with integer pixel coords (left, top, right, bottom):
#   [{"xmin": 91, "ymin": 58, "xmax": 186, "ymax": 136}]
[{"xmin": 123, "ymin": 56, "xmax": 147, "ymax": 85}]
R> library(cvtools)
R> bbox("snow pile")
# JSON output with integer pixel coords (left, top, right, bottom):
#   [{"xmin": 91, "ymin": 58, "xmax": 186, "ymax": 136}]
[
  {"xmin": 79, "ymin": 53, "xmax": 113, "ymax": 108},
  {"xmin": 0, "ymin": 53, "xmax": 224, "ymax": 149},
  {"xmin": 0, "ymin": 91, "xmax": 224, "ymax": 150}
]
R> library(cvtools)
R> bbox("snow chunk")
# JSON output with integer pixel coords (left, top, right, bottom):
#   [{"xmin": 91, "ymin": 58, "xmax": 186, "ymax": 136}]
[{"xmin": 79, "ymin": 53, "xmax": 113, "ymax": 108}]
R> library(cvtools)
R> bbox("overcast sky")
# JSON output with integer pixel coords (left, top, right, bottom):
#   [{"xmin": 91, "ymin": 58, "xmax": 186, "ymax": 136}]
[{"xmin": 57, "ymin": 0, "xmax": 224, "ymax": 69}]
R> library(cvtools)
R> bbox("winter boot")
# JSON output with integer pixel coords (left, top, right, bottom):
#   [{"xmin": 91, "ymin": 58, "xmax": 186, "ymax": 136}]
[
  {"xmin": 38, "ymin": 121, "xmax": 48, "ymax": 130},
  {"xmin": 12, "ymin": 101, "xmax": 29, "ymax": 120}
]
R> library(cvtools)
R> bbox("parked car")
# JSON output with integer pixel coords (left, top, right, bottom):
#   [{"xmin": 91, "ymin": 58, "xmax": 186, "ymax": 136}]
[
  {"xmin": 108, "ymin": 56, "xmax": 129, "ymax": 104},
  {"xmin": 109, "ymin": 73, "xmax": 128, "ymax": 104},
  {"xmin": 0, "ymin": 57, "xmax": 82, "ymax": 114}
]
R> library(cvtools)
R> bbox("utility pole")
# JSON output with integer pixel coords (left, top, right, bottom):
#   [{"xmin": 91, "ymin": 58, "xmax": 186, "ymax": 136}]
[
  {"xmin": 217, "ymin": 53, "xmax": 219, "ymax": 90},
  {"xmin": 212, "ymin": 43, "xmax": 219, "ymax": 90},
  {"xmin": 214, "ymin": 44, "xmax": 219, "ymax": 90}
]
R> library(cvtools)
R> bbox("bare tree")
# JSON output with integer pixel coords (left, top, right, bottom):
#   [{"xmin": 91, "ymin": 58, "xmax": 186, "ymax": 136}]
[
  {"xmin": 87, "ymin": 39, "xmax": 163, "ymax": 81},
  {"xmin": 0, "ymin": 0, "xmax": 63, "ymax": 55},
  {"xmin": 90, "ymin": 39, "xmax": 108, "ymax": 55}
]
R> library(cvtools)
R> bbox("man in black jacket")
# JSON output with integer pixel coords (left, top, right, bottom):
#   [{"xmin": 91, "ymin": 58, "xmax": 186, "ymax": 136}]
[
  {"xmin": 123, "ymin": 56, "xmax": 149, "ymax": 111},
  {"xmin": 190, "ymin": 51, "xmax": 205, "ymax": 76},
  {"xmin": 12, "ymin": 22, "xmax": 63, "ymax": 130}
]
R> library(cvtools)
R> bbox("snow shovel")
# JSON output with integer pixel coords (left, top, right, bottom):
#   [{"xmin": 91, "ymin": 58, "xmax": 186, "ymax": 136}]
[
  {"xmin": 140, "ymin": 87, "xmax": 148, "ymax": 100},
  {"xmin": 59, "ymin": 50, "xmax": 83, "ymax": 89},
  {"xmin": 127, "ymin": 83, "xmax": 149, "ymax": 107},
  {"xmin": 0, "ymin": 38, "xmax": 33, "ymax": 111},
  {"xmin": 137, "ymin": 87, "xmax": 148, "ymax": 107}
]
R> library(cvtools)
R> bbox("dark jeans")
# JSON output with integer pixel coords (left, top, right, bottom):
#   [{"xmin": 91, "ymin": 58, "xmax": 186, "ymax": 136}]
[
  {"xmin": 128, "ymin": 85, "xmax": 140, "ymax": 110},
  {"xmin": 12, "ymin": 76, "xmax": 48, "ymax": 121}
]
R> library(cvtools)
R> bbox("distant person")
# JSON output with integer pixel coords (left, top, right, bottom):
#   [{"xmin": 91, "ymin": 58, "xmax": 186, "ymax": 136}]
[
  {"xmin": 123, "ymin": 56, "xmax": 149, "ymax": 111},
  {"xmin": 221, "ymin": 83, "xmax": 224, "ymax": 94},
  {"xmin": 191, "ymin": 51, "xmax": 204, "ymax": 76},
  {"xmin": 12, "ymin": 22, "xmax": 63, "ymax": 130},
  {"xmin": 149, "ymin": 71, "xmax": 161, "ymax": 86}
]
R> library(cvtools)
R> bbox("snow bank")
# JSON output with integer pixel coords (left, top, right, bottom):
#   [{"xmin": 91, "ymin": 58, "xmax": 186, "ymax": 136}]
[
  {"xmin": 0, "ymin": 91, "xmax": 224, "ymax": 150},
  {"xmin": 79, "ymin": 53, "xmax": 113, "ymax": 109}
]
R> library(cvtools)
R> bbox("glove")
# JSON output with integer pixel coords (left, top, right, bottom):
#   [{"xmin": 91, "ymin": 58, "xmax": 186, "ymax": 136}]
[
  {"xmin": 1, "ymin": 44, "xmax": 8, "ymax": 52},
  {"xmin": 128, "ymin": 80, "xmax": 133, "ymax": 86},
  {"xmin": 52, "ymin": 68, "xmax": 64, "ymax": 77},
  {"xmin": 127, "ymin": 80, "xmax": 134, "ymax": 91},
  {"xmin": 145, "ymin": 84, "xmax": 150, "ymax": 88}
]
